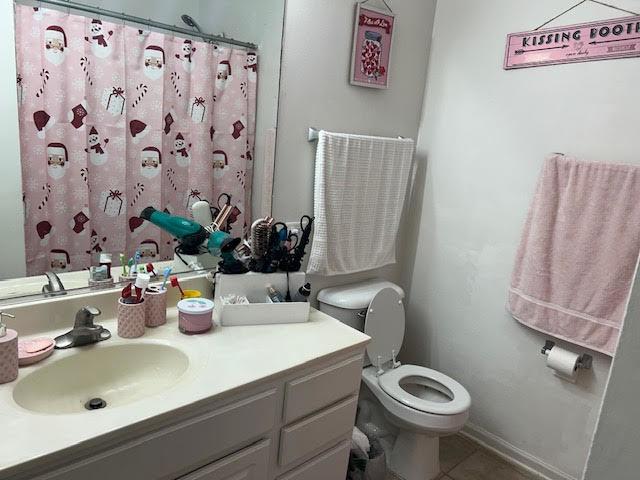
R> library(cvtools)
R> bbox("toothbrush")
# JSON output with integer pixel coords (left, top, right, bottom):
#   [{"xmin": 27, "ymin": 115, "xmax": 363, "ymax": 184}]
[
  {"xmin": 121, "ymin": 283, "xmax": 132, "ymax": 302},
  {"xmin": 170, "ymin": 276, "xmax": 184, "ymax": 297},
  {"xmin": 127, "ymin": 257, "xmax": 134, "ymax": 276},
  {"xmin": 161, "ymin": 267, "xmax": 172, "ymax": 290},
  {"xmin": 133, "ymin": 250, "xmax": 141, "ymax": 275},
  {"xmin": 119, "ymin": 253, "xmax": 127, "ymax": 276},
  {"xmin": 145, "ymin": 263, "xmax": 156, "ymax": 276}
]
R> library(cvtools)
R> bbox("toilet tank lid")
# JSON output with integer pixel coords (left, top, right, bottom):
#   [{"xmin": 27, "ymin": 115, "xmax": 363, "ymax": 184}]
[{"xmin": 317, "ymin": 279, "xmax": 405, "ymax": 310}]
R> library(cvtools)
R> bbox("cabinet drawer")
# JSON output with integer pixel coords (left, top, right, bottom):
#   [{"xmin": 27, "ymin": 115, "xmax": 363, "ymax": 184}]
[
  {"xmin": 38, "ymin": 389, "xmax": 277, "ymax": 480},
  {"xmin": 178, "ymin": 440, "xmax": 270, "ymax": 480},
  {"xmin": 278, "ymin": 441, "xmax": 350, "ymax": 480},
  {"xmin": 283, "ymin": 355, "xmax": 363, "ymax": 423},
  {"xmin": 279, "ymin": 395, "xmax": 357, "ymax": 467}
]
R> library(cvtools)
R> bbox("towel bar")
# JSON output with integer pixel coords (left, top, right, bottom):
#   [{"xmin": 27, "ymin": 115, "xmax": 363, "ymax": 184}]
[
  {"xmin": 307, "ymin": 127, "xmax": 405, "ymax": 142},
  {"xmin": 308, "ymin": 127, "xmax": 320, "ymax": 142}
]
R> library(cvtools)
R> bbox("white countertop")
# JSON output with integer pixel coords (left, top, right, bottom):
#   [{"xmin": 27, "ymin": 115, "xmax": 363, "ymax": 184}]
[{"xmin": 0, "ymin": 307, "xmax": 369, "ymax": 478}]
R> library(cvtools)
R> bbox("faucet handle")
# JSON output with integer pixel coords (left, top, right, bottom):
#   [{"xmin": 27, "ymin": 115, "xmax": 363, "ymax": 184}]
[
  {"xmin": 84, "ymin": 306, "xmax": 101, "ymax": 317},
  {"xmin": 74, "ymin": 306, "xmax": 101, "ymax": 327}
]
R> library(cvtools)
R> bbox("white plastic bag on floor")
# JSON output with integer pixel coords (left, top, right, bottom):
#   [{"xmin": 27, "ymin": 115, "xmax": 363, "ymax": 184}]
[
  {"xmin": 352, "ymin": 426, "xmax": 371, "ymax": 458},
  {"xmin": 363, "ymin": 438, "xmax": 386, "ymax": 480}
]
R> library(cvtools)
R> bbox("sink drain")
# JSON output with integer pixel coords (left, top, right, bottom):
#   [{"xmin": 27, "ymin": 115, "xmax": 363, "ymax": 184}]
[{"xmin": 85, "ymin": 397, "xmax": 107, "ymax": 410}]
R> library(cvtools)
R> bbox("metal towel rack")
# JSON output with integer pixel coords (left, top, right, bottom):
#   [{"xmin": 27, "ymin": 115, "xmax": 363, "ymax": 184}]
[{"xmin": 307, "ymin": 127, "xmax": 405, "ymax": 142}]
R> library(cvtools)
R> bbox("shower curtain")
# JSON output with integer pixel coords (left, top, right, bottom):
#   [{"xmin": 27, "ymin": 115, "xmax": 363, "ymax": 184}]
[{"xmin": 14, "ymin": 4, "xmax": 256, "ymax": 275}]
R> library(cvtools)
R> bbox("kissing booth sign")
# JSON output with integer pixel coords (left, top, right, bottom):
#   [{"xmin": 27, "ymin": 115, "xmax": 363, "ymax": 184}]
[{"xmin": 505, "ymin": 15, "xmax": 640, "ymax": 69}]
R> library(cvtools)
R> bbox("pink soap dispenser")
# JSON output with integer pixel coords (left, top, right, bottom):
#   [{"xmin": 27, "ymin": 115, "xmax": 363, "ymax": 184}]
[{"xmin": 0, "ymin": 311, "xmax": 18, "ymax": 384}]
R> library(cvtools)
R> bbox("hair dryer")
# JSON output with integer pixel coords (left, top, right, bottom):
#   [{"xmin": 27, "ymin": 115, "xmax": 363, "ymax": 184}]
[{"xmin": 140, "ymin": 207, "xmax": 208, "ymax": 255}]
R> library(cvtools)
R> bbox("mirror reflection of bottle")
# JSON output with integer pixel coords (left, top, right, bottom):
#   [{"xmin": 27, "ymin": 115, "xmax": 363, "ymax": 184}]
[
  {"xmin": 294, "ymin": 283, "xmax": 311, "ymax": 303},
  {"xmin": 266, "ymin": 285, "xmax": 285, "ymax": 303}
]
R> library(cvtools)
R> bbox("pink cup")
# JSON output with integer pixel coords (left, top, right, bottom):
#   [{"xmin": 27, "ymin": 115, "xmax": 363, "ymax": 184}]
[
  {"xmin": 145, "ymin": 288, "xmax": 167, "ymax": 327},
  {"xmin": 117, "ymin": 298, "xmax": 146, "ymax": 338}
]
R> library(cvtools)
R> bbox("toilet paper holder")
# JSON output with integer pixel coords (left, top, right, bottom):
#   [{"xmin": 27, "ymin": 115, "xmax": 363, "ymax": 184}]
[{"xmin": 541, "ymin": 340, "xmax": 593, "ymax": 370}]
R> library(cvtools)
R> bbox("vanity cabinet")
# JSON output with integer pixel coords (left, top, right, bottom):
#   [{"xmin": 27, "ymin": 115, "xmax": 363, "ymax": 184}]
[
  {"xmin": 178, "ymin": 440, "xmax": 270, "ymax": 480},
  {"xmin": 32, "ymin": 389, "xmax": 278, "ymax": 480},
  {"xmin": 279, "ymin": 396, "xmax": 358, "ymax": 467},
  {"xmin": 278, "ymin": 441, "xmax": 351, "ymax": 480},
  {"xmin": 21, "ymin": 351, "xmax": 365, "ymax": 480}
]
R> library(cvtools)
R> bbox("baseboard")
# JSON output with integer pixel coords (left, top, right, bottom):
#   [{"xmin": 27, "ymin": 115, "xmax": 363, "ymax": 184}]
[{"xmin": 461, "ymin": 423, "xmax": 578, "ymax": 480}]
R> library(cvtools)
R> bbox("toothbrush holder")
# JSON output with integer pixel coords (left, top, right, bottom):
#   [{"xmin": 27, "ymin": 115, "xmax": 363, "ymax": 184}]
[
  {"xmin": 145, "ymin": 287, "xmax": 167, "ymax": 327},
  {"xmin": 117, "ymin": 298, "xmax": 146, "ymax": 338},
  {"xmin": 119, "ymin": 273, "xmax": 137, "ymax": 284}
]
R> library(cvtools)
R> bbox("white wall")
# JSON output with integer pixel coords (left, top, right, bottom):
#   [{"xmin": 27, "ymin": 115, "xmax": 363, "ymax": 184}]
[
  {"xmin": 197, "ymin": 0, "xmax": 285, "ymax": 219},
  {"xmin": 1, "ymin": 0, "xmax": 26, "ymax": 279},
  {"xmin": 273, "ymin": 0, "xmax": 436, "ymax": 296},
  {"xmin": 79, "ymin": 0, "xmax": 200, "ymax": 24},
  {"xmin": 406, "ymin": 1, "xmax": 640, "ymax": 478}
]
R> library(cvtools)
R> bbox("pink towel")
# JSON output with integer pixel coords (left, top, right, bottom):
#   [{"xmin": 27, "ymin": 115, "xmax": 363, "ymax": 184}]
[{"xmin": 508, "ymin": 155, "xmax": 640, "ymax": 356}]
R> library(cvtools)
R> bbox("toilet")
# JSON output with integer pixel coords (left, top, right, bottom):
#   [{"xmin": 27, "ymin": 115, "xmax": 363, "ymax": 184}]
[{"xmin": 318, "ymin": 279, "xmax": 471, "ymax": 480}]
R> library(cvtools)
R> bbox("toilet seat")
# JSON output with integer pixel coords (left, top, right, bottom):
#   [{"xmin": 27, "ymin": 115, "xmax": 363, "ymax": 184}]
[
  {"xmin": 378, "ymin": 364, "xmax": 471, "ymax": 416},
  {"xmin": 364, "ymin": 287, "xmax": 405, "ymax": 366}
]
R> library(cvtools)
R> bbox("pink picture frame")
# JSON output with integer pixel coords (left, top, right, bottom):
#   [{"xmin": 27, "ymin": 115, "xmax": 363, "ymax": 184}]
[{"xmin": 350, "ymin": 2, "xmax": 395, "ymax": 89}]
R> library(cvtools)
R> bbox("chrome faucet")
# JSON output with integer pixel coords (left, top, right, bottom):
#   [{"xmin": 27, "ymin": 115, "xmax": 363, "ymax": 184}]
[
  {"xmin": 54, "ymin": 306, "xmax": 111, "ymax": 349},
  {"xmin": 42, "ymin": 271, "xmax": 66, "ymax": 297}
]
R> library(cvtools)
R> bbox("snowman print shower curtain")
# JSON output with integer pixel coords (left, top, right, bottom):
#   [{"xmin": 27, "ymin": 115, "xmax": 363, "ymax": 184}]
[{"xmin": 14, "ymin": 5, "xmax": 257, "ymax": 275}]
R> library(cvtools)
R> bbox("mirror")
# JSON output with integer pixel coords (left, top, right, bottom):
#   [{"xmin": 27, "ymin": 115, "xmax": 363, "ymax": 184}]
[{"xmin": 0, "ymin": 0, "xmax": 285, "ymax": 302}]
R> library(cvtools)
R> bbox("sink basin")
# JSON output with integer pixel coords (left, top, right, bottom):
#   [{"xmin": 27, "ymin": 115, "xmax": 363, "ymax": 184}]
[{"xmin": 13, "ymin": 343, "xmax": 189, "ymax": 414}]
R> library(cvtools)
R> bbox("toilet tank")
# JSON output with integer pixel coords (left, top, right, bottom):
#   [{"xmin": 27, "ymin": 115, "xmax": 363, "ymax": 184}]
[{"xmin": 317, "ymin": 279, "xmax": 405, "ymax": 331}]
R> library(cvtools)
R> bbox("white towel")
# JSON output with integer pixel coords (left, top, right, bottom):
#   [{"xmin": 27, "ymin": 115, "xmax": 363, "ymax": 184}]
[{"xmin": 307, "ymin": 131, "xmax": 415, "ymax": 276}]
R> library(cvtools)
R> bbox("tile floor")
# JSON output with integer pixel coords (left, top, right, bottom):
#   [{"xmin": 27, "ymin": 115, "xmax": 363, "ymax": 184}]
[{"xmin": 385, "ymin": 434, "xmax": 534, "ymax": 480}]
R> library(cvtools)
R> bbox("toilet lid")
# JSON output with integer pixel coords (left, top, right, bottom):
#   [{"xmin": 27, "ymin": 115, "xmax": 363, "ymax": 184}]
[
  {"xmin": 378, "ymin": 364, "xmax": 471, "ymax": 415},
  {"xmin": 364, "ymin": 287, "xmax": 405, "ymax": 366}
]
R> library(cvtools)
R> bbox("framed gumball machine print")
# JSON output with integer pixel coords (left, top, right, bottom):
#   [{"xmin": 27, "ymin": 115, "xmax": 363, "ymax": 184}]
[{"xmin": 350, "ymin": 1, "xmax": 395, "ymax": 89}]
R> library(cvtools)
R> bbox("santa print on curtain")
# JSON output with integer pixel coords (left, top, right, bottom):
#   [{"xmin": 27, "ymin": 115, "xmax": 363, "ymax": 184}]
[{"xmin": 15, "ymin": 5, "xmax": 257, "ymax": 275}]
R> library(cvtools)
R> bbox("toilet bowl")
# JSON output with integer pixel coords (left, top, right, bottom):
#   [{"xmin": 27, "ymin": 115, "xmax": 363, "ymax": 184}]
[{"xmin": 318, "ymin": 279, "xmax": 471, "ymax": 480}]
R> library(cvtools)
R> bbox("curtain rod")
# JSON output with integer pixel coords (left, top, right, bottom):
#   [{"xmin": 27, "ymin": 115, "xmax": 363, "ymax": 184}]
[{"xmin": 28, "ymin": 0, "xmax": 258, "ymax": 50}]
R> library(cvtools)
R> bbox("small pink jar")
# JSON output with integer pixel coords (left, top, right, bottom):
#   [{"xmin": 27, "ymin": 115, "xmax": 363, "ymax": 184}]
[{"xmin": 178, "ymin": 298, "xmax": 214, "ymax": 334}]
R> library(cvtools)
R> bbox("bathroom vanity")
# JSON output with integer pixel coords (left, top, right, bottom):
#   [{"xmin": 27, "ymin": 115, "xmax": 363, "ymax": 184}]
[{"xmin": 0, "ymin": 283, "xmax": 369, "ymax": 480}]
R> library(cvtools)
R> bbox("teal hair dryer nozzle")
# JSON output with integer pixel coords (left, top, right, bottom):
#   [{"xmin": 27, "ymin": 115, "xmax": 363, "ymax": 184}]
[
  {"xmin": 140, "ymin": 207, "xmax": 208, "ymax": 255},
  {"xmin": 207, "ymin": 230, "xmax": 230, "ymax": 256},
  {"xmin": 206, "ymin": 230, "xmax": 246, "ymax": 273}
]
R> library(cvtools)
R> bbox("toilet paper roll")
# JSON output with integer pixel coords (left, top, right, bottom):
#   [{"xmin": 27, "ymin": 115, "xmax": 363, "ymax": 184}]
[{"xmin": 546, "ymin": 346, "xmax": 580, "ymax": 382}]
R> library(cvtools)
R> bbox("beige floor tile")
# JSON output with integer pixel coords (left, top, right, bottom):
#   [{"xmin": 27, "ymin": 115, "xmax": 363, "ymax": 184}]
[
  {"xmin": 440, "ymin": 434, "xmax": 478, "ymax": 472},
  {"xmin": 449, "ymin": 450, "xmax": 531, "ymax": 480},
  {"xmin": 388, "ymin": 469, "xmax": 453, "ymax": 480}
]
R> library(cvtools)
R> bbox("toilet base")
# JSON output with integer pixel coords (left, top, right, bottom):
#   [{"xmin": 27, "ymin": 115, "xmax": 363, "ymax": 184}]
[{"xmin": 390, "ymin": 431, "xmax": 440, "ymax": 480}]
